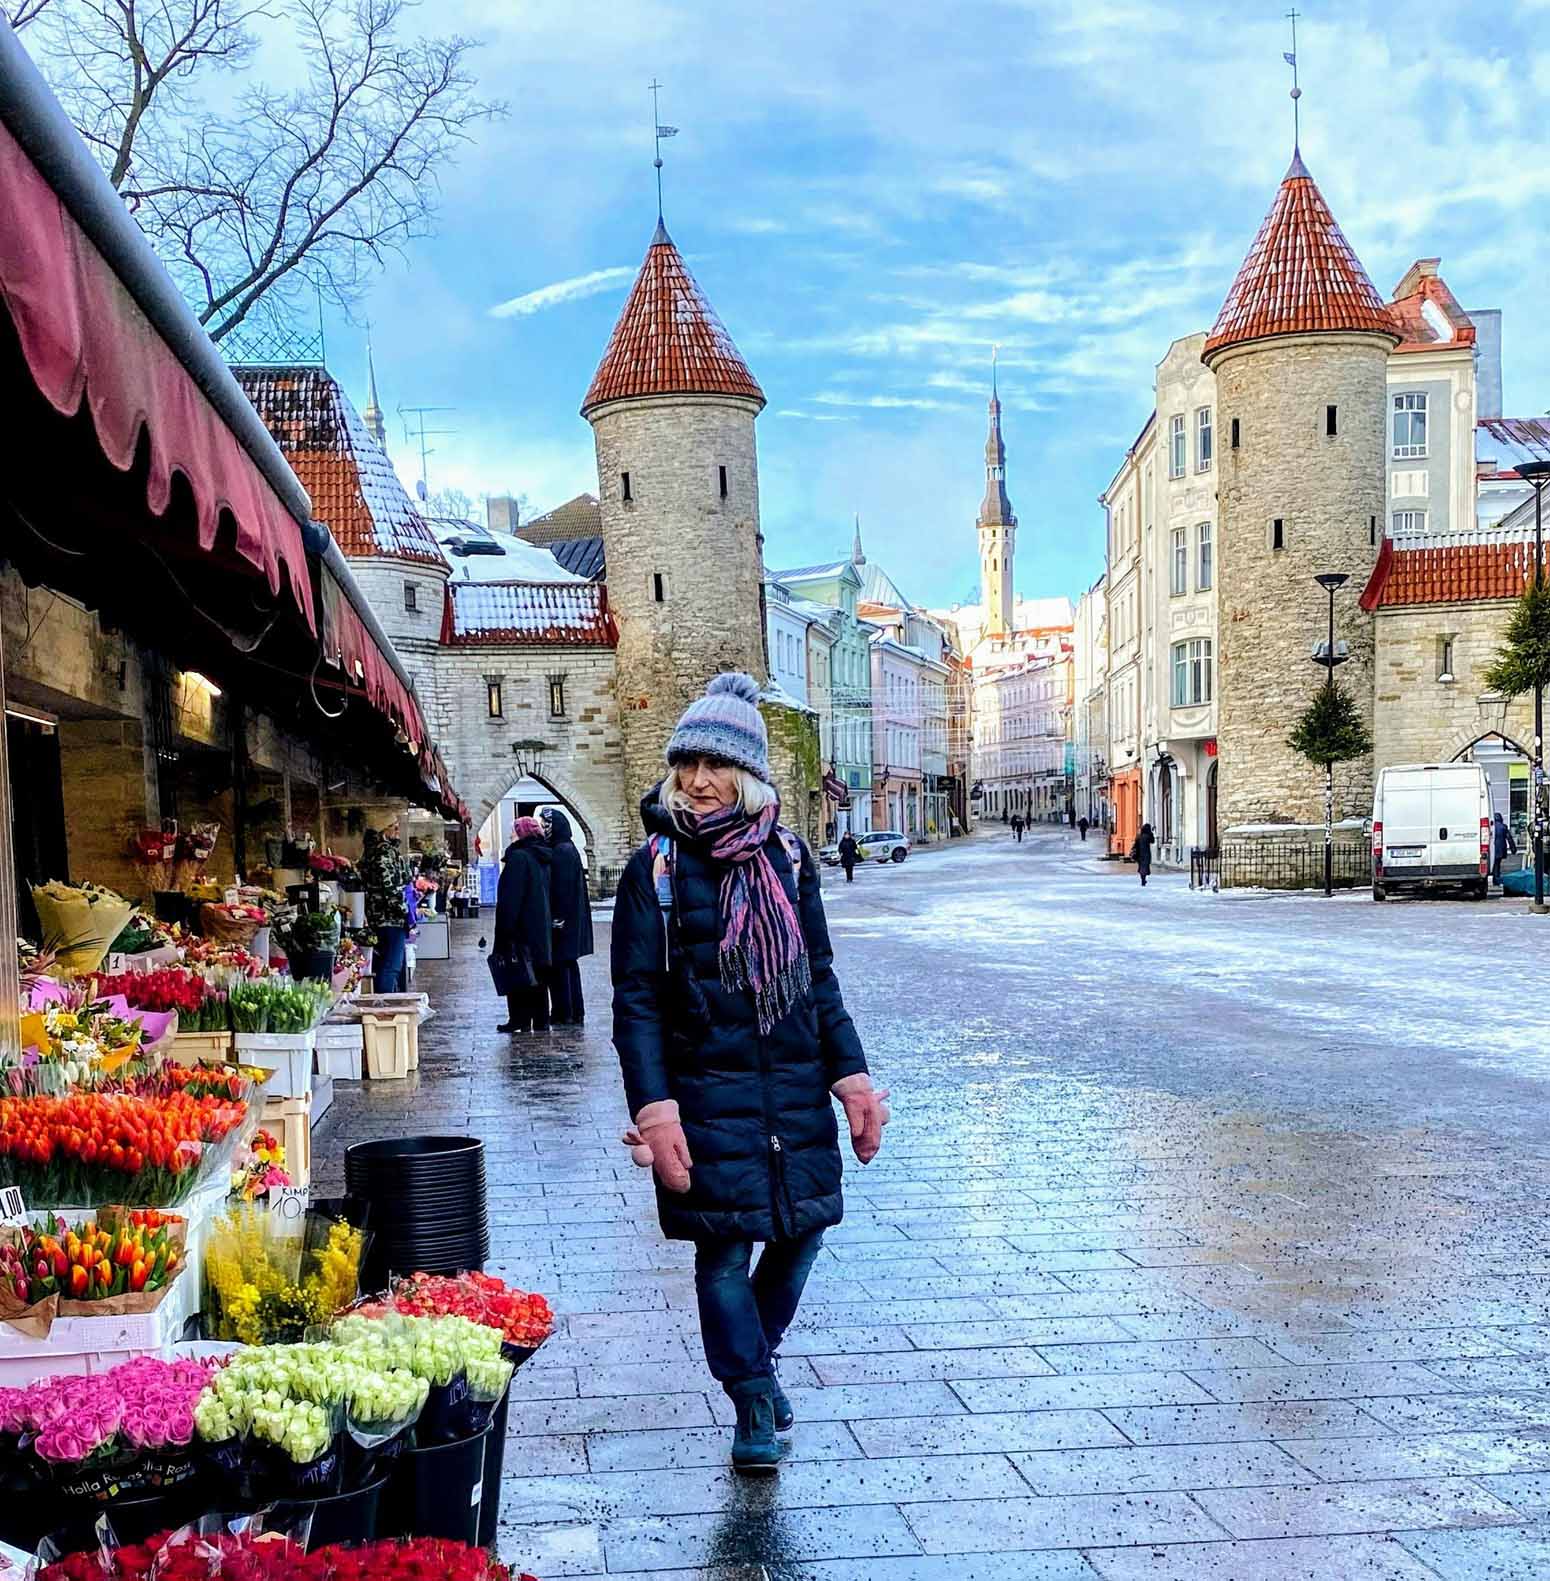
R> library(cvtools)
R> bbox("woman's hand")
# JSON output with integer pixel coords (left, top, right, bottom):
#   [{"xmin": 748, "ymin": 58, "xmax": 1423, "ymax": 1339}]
[
  {"xmin": 831, "ymin": 1074, "xmax": 891, "ymax": 1164},
  {"xmin": 622, "ymin": 1100, "xmax": 693, "ymax": 1193}
]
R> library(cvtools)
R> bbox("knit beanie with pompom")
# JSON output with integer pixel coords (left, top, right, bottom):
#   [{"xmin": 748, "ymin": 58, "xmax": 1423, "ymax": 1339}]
[{"xmin": 665, "ymin": 671, "xmax": 770, "ymax": 783}]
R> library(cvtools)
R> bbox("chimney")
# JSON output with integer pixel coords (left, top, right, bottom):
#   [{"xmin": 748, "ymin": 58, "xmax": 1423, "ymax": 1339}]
[{"xmin": 486, "ymin": 494, "xmax": 519, "ymax": 534}]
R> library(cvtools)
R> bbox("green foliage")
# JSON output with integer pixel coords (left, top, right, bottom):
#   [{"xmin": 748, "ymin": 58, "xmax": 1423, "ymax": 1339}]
[
  {"xmin": 1288, "ymin": 680, "xmax": 1373, "ymax": 767},
  {"xmin": 1482, "ymin": 579, "xmax": 1550, "ymax": 699}
]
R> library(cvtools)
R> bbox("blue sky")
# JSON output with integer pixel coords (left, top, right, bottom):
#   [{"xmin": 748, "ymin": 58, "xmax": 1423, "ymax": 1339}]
[{"xmin": 323, "ymin": 1, "xmax": 1550, "ymax": 608}]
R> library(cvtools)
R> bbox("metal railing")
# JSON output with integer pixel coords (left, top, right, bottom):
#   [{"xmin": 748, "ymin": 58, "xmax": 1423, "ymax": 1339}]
[{"xmin": 1191, "ymin": 838, "xmax": 1371, "ymax": 891}]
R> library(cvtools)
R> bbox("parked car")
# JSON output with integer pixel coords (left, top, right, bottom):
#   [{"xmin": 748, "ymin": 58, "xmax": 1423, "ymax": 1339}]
[
  {"xmin": 1372, "ymin": 762, "xmax": 1491, "ymax": 901},
  {"xmin": 819, "ymin": 831, "xmax": 911, "ymax": 866}
]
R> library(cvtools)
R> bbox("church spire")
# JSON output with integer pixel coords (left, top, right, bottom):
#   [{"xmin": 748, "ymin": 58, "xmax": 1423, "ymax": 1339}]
[
  {"xmin": 851, "ymin": 513, "xmax": 865, "ymax": 566},
  {"xmin": 976, "ymin": 353, "xmax": 1016, "ymax": 638},
  {"xmin": 363, "ymin": 337, "xmax": 386, "ymax": 450}
]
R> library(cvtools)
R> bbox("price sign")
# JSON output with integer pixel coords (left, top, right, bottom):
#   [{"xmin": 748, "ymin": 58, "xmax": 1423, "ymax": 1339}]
[
  {"xmin": 0, "ymin": 1187, "xmax": 26, "ymax": 1227},
  {"xmin": 267, "ymin": 1186, "xmax": 310, "ymax": 1222}
]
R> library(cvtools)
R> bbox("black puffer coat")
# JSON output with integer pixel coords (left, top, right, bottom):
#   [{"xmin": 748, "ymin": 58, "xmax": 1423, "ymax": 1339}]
[
  {"xmin": 544, "ymin": 811, "xmax": 594, "ymax": 963},
  {"xmin": 612, "ymin": 788, "xmax": 868, "ymax": 1243},
  {"xmin": 494, "ymin": 836, "xmax": 553, "ymax": 972}
]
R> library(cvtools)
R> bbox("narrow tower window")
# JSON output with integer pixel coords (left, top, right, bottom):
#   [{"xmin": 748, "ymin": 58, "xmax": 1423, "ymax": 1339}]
[
  {"xmin": 718, "ymin": 465, "xmax": 728, "ymax": 499},
  {"xmin": 485, "ymin": 677, "xmax": 503, "ymax": 718},
  {"xmin": 621, "ymin": 471, "xmax": 632, "ymax": 502},
  {"xmin": 1326, "ymin": 405, "xmax": 1338, "ymax": 436},
  {"xmin": 403, "ymin": 582, "xmax": 417, "ymax": 612},
  {"xmin": 1270, "ymin": 518, "xmax": 1285, "ymax": 551},
  {"xmin": 1230, "ymin": 417, "xmax": 1240, "ymax": 450},
  {"xmin": 1370, "ymin": 514, "xmax": 1378, "ymax": 546},
  {"xmin": 548, "ymin": 674, "xmax": 567, "ymax": 717},
  {"xmin": 652, "ymin": 572, "xmax": 665, "ymax": 602}
]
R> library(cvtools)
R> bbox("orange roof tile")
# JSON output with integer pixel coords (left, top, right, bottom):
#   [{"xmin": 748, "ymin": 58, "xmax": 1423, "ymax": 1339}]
[
  {"xmin": 581, "ymin": 220, "xmax": 763, "ymax": 415},
  {"xmin": 1386, "ymin": 260, "xmax": 1477, "ymax": 354},
  {"xmin": 1362, "ymin": 536, "xmax": 1546, "ymax": 609},
  {"xmin": 236, "ymin": 366, "xmax": 445, "ymax": 566},
  {"xmin": 1203, "ymin": 152, "xmax": 1397, "ymax": 361},
  {"xmin": 441, "ymin": 580, "xmax": 618, "ymax": 646}
]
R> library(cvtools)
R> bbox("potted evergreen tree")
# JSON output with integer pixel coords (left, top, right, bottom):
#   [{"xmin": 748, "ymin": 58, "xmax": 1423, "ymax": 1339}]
[{"xmin": 1288, "ymin": 679, "xmax": 1372, "ymax": 896}]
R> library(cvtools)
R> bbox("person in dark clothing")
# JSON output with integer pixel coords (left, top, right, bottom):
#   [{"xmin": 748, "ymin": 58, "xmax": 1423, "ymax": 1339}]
[
  {"xmin": 541, "ymin": 808, "xmax": 594, "ymax": 1024},
  {"xmin": 1131, "ymin": 822, "xmax": 1155, "ymax": 886},
  {"xmin": 1492, "ymin": 811, "xmax": 1518, "ymax": 884},
  {"xmin": 1010, "ymin": 814, "xmax": 1024, "ymax": 843},
  {"xmin": 362, "ymin": 825, "xmax": 410, "ymax": 992},
  {"xmin": 612, "ymin": 672, "xmax": 888, "ymax": 1476},
  {"xmin": 494, "ymin": 816, "xmax": 553, "ymax": 1032},
  {"xmin": 1078, "ymin": 816, "xmax": 1090, "ymax": 842},
  {"xmin": 837, "ymin": 831, "xmax": 859, "ymax": 883}
]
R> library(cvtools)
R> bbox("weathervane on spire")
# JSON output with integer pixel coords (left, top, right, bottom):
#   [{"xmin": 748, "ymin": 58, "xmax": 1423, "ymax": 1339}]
[
  {"xmin": 991, "ymin": 342, "xmax": 999, "ymax": 400},
  {"xmin": 648, "ymin": 79, "xmax": 678, "ymax": 221},
  {"xmin": 1284, "ymin": 8, "xmax": 1302, "ymax": 152}
]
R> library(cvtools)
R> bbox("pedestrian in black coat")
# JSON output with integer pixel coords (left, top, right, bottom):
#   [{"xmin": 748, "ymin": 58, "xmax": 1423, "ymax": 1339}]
[
  {"xmin": 612, "ymin": 672, "xmax": 890, "ymax": 1475},
  {"xmin": 1131, "ymin": 821, "xmax": 1155, "ymax": 886},
  {"xmin": 1492, "ymin": 811, "xmax": 1518, "ymax": 884},
  {"xmin": 837, "ymin": 831, "xmax": 859, "ymax": 883},
  {"xmin": 495, "ymin": 817, "xmax": 553, "ymax": 1033},
  {"xmin": 541, "ymin": 807, "xmax": 593, "ymax": 1025}
]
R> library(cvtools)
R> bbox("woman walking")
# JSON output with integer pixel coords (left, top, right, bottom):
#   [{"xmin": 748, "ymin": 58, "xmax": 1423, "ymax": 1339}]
[
  {"xmin": 542, "ymin": 808, "xmax": 593, "ymax": 1024},
  {"xmin": 1132, "ymin": 821, "xmax": 1155, "ymax": 887},
  {"xmin": 495, "ymin": 816, "xmax": 553, "ymax": 1033},
  {"xmin": 612, "ymin": 673, "xmax": 889, "ymax": 1474}
]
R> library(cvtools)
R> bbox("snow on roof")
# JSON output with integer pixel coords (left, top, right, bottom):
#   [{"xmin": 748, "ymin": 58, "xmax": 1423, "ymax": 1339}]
[
  {"xmin": 442, "ymin": 580, "xmax": 617, "ymax": 646},
  {"xmin": 433, "ymin": 519, "xmax": 588, "ymax": 584}
]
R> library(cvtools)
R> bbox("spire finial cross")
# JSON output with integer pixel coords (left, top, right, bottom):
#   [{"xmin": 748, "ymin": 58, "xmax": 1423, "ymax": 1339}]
[
  {"xmin": 648, "ymin": 79, "xmax": 678, "ymax": 222},
  {"xmin": 1284, "ymin": 9, "xmax": 1302, "ymax": 153}
]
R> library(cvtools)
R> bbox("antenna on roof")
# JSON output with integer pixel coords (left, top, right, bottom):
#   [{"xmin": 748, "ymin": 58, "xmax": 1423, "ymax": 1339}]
[
  {"xmin": 648, "ymin": 79, "xmax": 678, "ymax": 222},
  {"xmin": 1284, "ymin": 8, "xmax": 1302, "ymax": 153},
  {"xmin": 396, "ymin": 404, "xmax": 457, "ymax": 503}
]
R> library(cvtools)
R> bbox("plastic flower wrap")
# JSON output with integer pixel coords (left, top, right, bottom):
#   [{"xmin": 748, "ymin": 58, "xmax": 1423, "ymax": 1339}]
[
  {"xmin": 203, "ymin": 1204, "xmax": 366, "ymax": 1345},
  {"xmin": 1, "ymin": 1207, "xmax": 185, "ymax": 1309},
  {"xmin": 231, "ymin": 1128, "xmax": 290, "ymax": 1202},
  {"xmin": 357, "ymin": 1270, "xmax": 554, "ymax": 1352}
]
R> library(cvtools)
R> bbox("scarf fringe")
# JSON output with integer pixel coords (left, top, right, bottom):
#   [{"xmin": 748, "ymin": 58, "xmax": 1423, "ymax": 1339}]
[{"xmin": 720, "ymin": 944, "xmax": 813, "ymax": 1036}]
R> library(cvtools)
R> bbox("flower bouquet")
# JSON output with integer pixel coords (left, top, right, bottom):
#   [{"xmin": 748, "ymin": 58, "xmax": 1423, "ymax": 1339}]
[
  {"xmin": 199, "ymin": 904, "xmax": 268, "ymax": 949},
  {"xmin": 0, "ymin": 1355, "xmax": 217, "ymax": 1504},
  {"xmin": 203, "ymin": 1203, "xmax": 367, "ymax": 1345},
  {"xmin": 31, "ymin": 882, "xmax": 137, "ymax": 977},
  {"xmin": 0, "ymin": 1087, "xmax": 253, "ymax": 1208},
  {"xmin": 358, "ymin": 1272, "xmax": 554, "ymax": 1362},
  {"xmin": 7, "ymin": 998, "xmax": 160, "ymax": 1098},
  {"xmin": 172, "ymin": 824, "xmax": 220, "ymax": 891},
  {"xmin": 231, "ymin": 1128, "xmax": 290, "ymax": 1203},
  {"xmin": 0, "ymin": 1208, "xmax": 186, "ymax": 1323}
]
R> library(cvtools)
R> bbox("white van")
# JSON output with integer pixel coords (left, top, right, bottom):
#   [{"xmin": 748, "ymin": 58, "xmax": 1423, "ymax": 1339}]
[{"xmin": 1372, "ymin": 762, "xmax": 1491, "ymax": 901}]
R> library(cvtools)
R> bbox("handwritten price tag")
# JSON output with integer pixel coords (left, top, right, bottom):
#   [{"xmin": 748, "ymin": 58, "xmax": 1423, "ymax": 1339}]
[
  {"xmin": 0, "ymin": 1187, "xmax": 26, "ymax": 1227},
  {"xmin": 267, "ymin": 1186, "xmax": 310, "ymax": 1221}
]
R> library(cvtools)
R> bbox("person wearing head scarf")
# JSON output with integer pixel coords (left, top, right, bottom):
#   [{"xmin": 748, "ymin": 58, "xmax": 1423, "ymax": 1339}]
[
  {"xmin": 611, "ymin": 672, "xmax": 889, "ymax": 1474},
  {"xmin": 541, "ymin": 808, "xmax": 593, "ymax": 1026},
  {"xmin": 494, "ymin": 815, "xmax": 553, "ymax": 1033}
]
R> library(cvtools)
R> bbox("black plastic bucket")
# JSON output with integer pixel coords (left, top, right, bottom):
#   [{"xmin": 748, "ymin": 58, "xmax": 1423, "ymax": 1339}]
[
  {"xmin": 347, "ymin": 1136, "xmax": 488, "ymax": 1288},
  {"xmin": 476, "ymin": 1385, "xmax": 511, "ymax": 1548},
  {"xmin": 267, "ymin": 1472, "xmax": 388, "ymax": 1550},
  {"xmin": 286, "ymin": 947, "xmax": 337, "ymax": 982},
  {"xmin": 384, "ymin": 1428, "xmax": 488, "ymax": 1545},
  {"xmin": 39, "ymin": 1483, "xmax": 208, "ymax": 1555}
]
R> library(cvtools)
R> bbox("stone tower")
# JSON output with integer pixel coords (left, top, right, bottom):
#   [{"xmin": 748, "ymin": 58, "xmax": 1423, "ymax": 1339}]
[
  {"xmin": 582, "ymin": 219, "xmax": 773, "ymax": 823},
  {"xmin": 977, "ymin": 363, "xmax": 1016, "ymax": 638},
  {"xmin": 1202, "ymin": 149, "xmax": 1397, "ymax": 833}
]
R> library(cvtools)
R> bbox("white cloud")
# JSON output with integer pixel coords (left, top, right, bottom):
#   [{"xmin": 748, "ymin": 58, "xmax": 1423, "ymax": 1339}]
[
  {"xmin": 776, "ymin": 408, "xmax": 856, "ymax": 421},
  {"xmin": 488, "ymin": 266, "xmax": 633, "ymax": 320},
  {"xmin": 813, "ymin": 392, "xmax": 960, "ymax": 411}
]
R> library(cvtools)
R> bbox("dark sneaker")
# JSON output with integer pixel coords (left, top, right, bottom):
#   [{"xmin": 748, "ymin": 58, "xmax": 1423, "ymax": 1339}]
[
  {"xmin": 770, "ymin": 1372, "xmax": 794, "ymax": 1433},
  {"xmin": 731, "ymin": 1388, "xmax": 779, "ymax": 1474}
]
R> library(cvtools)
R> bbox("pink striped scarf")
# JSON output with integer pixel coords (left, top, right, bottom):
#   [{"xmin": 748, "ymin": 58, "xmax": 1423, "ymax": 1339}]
[{"xmin": 680, "ymin": 800, "xmax": 811, "ymax": 1034}]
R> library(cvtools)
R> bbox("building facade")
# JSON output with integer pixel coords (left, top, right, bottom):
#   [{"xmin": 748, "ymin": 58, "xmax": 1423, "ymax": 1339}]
[{"xmin": 1100, "ymin": 416, "xmax": 1152, "ymax": 856}]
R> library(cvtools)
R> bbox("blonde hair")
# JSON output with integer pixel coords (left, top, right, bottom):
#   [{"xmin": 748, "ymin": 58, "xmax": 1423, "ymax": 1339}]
[{"xmin": 662, "ymin": 762, "xmax": 777, "ymax": 831}]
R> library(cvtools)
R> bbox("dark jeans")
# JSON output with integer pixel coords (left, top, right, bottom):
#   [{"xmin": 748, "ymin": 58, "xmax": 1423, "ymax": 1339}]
[
  {"xmin": 694, "ymin": 1229, "xmax": 825, "ymax": 1393},
  {"xmin": 374, "ymin": 925, "xmax": 408, "ymax": 992},
  {"xmin": 841, "ymin": 862, "xmax": 855, "ymax": 883},
  {"xmin": 547, "ymin": 961, "xmax": 584, "ymax": 1023},
  {"xmin": 505, "ymin": 985, "xmax": 549, "ymax": 1031}
]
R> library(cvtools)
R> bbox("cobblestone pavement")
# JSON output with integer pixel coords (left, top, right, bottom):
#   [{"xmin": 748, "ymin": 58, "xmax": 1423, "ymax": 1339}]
[{"xmin": 315, "ymin": 828, "xmax": 1550, "ymax": 1579}]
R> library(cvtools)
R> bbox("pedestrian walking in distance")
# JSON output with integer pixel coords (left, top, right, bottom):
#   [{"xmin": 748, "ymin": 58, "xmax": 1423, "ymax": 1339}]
[
  {"xmin": 838, "ymin": 830, "xmax": 859, "ymax": 883},
  {"xmin": 1131, "ymin": 822, "xmax": 1155, "ymax": 887},
  {"xmin": 1011, "ymin": 813, "xmax": 1024, "ymax": 843},
  {"xmin": 494, "ymin": 816, "xmax": 553, "ymax": 1033},
  {"xmin": 1078, "ymin": 815, "xmax": 1090, "ymax": 842},
  {"xmin": 542, "ymin": 808, "xmax": 593, "ymax": 1025},
  {"xmin": 611, "ymin": 672, "xmax": 889, "ymax": 1475},
  {"xmin": 1491, "ymin": 811, "xmax": 1517, "ymax": 885}
]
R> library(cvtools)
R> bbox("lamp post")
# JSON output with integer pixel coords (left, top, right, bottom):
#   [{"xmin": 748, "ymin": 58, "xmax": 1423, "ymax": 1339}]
[
  {"xmin": 1515, "ymin": 459, "xmax": 1550, "ymax": 912},
  {"xmin": 1312, "ymin": 572, "xmax": 1350, "ymax": 898}
]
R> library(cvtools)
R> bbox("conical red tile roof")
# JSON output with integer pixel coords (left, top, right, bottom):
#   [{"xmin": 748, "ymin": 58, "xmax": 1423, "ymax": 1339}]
[
  {"xmin": 581, "ymin": 220, "xmax": 764, "ymax": 415},
  {"xmin": 1203, "ymin": 152, "xmax": 1397, "ymax": 362}
]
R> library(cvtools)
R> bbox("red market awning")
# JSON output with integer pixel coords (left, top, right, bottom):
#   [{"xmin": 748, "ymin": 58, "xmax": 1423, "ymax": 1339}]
[{"xmin": 0, "ymin": 118, "xmax": 315, "ymax": 633}]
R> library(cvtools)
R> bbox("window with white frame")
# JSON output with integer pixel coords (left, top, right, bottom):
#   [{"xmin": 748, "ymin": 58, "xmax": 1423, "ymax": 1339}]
[
  {"xmin": 1392, "ymin": 509, "xmax": 1428, "ymax": 536},
  {"xmin": 1197, "ymin": 520, "xmax": 1213, "ymax": 591},
  {"xmin": 1392, "ymin": 392, "xmax": 1427, "ymax": 458},
  {"xmin": 1170, "ymin": 527, "xmax": 1188, "ymax": 596},
  {"xmin": 1169, "ymin": 415, "xmax": 1186, "ymax": 479},
  {"xmin": 1171, "ymin": 638, "xmax": 1213, "ymax": 707},
  {"xmin": 1195, "ymin": 407, "xmax": 1213, "ymax": 471}
]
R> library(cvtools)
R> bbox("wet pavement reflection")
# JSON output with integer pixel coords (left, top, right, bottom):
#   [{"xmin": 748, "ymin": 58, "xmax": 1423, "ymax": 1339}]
[{"xmin": 314, "ymin": 829, "xmax": 1550, "ymax": 1578}]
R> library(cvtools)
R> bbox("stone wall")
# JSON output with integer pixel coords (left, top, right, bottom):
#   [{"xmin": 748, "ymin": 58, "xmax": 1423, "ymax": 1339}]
[
  {"xmin": 590, "ymin": 394, "xmax": 769, "ymax": 828},
  {"xmin": 763, "ymin": 698, "xmax": 822, "ymax": 848},
  {"xmin": 1211, "ymin": 333, "xmax": 1390, "ymax": 832},
  {"xmin": 1374, "ymin": 601, "xmax": 1532, "ymax": 765}
]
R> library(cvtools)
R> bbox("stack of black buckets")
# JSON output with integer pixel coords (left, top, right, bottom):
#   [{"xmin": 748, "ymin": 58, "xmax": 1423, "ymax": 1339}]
[{"xmin": 345, "ymin": 1135, "xmax": 508, "ymax": 1549}]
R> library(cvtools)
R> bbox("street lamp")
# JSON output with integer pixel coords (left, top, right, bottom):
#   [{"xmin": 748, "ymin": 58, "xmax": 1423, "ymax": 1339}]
[
  {"xmin": 511, "ymin": 739, "xmax": 548, "ymax": 782},
  {"xmin": 1515, "ymin": 458, "xmax": 1550, "ymax": 913},
  {"xmin": 1312, "ymin": 572, "xmax": 1350, "ymax": 898}
]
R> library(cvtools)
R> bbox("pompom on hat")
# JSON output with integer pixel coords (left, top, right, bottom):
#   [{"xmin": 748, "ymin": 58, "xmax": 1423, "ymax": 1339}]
[{"xmin": 666, "ymin": 671, "xmax": 769, "ymax": 782}]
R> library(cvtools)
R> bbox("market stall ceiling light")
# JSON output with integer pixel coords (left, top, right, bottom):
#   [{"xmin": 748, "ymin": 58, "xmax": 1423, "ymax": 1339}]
[
  {"xmin": 185, "ymin": 671, "xmax": 222, "ymax": 697},
  {"xmin": 4, "ymin": 701, "xmax": 57, "ymax": 730}
]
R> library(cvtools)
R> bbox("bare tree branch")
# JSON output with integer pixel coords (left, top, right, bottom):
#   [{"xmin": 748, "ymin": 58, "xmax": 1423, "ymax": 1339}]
[
  {"xmin": 20, "ymin": 0, "xmax": 500, "ymax": 339},
  {"xmin": 3, "ymin": 0, "xmax": 59, "ymax": 27}
]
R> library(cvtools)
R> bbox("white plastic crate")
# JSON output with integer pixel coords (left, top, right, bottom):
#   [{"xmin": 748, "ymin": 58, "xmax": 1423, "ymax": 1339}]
[
  {"xmin": 233, "ymin": 1030, "xmax": 316, "ymax": 1097},
  {"xmin": 415, "ymin": 916, "xmax": 449, "ymax": 960},
  {"xmin": 315, "ymin": 1021, "xmax": 363, "ymax": 1080}
]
